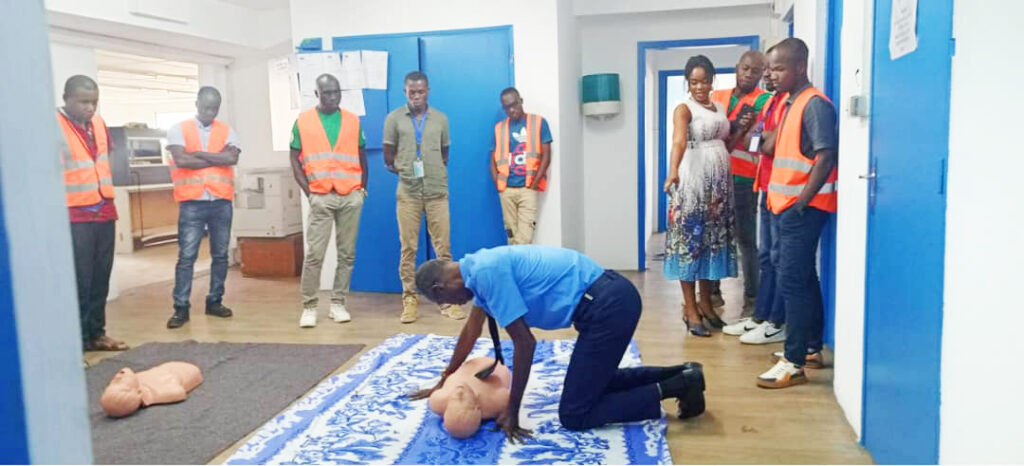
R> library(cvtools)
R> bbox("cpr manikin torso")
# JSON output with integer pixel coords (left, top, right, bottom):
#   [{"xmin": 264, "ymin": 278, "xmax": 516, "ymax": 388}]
[
  {"xmin": 428, "ymin": 357, "xmax": 511, "ymax": 438},
  {"xmin": 100, "ymin": 362, "xmax": 203, "ymax": 418}
]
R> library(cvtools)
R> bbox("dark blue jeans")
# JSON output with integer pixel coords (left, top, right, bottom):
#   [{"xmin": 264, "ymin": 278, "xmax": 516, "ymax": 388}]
[
  {"xmin": 733, "ymin": 179, "xmax": 759, "ymax": 300},
  {"xmin": 559, "ymin": 271, "xmax": 664, "ymax": 431},
  {"xmin": 754, "ymin": 192, "xmax": 785, "ymax": 324},
  {"xmin": 777, "ymin": 205, "xmax": 827, "ymax": 365},
  {"xmin": 173, "ymin": 200, "xmax": 232, "ymax": 308}
]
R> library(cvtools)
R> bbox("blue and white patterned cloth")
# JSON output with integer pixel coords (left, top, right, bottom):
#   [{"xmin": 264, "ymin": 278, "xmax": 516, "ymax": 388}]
[{"xmin": 227, "ymin": 334, "xmax": 672, "ymax": 465}]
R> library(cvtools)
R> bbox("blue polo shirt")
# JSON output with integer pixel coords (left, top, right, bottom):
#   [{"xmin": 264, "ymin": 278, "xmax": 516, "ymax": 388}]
[{"xmin": 459, "ymin": 245, "xmax": 605, "ymax": 330}]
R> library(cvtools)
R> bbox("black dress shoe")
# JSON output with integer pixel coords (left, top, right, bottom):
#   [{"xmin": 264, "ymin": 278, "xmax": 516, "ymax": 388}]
[
  {"xmin": 676, "ymin": 367, "xmax": 706, "ymax": 419},
  {"xmin": 205, "ymin": 302, "xmax": 233, "ymax": 318},
  {"xmin": 167, "ymin": 306, "xmax": 189, "ymax": 329}
]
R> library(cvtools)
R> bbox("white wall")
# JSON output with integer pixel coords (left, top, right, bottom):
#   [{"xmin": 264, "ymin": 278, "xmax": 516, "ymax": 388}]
[
  {"xmin": 790, "ymin": 0, "xmax": 829, "ymax": 86},
  {"xmin": 579, "ymin": 4, "xmax": 777, "ymax": 269},
  {"xmin": 831, "ymin": 0, "xmax": 872, "ymax": 441},
  {"xmin": 48, "ymin": 42, "xmax": 97, "ymax": 104},
  {"xmin": 289, "ymin": 0, "xmax": 567, "ymax": 248},
  {"xmin": 557, "ymin": 0, "xmax": 585, "ymax": 252},
  {"xmin": 228, "ymin": 44, "xmax": 293, "ymax": 171},
  {"xmin": 940, "ymin": 0, "xmax": 1024, "ymax": 462}
]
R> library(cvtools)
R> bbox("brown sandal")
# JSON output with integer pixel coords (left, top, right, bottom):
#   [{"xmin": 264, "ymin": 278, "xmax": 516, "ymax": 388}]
[{"xmin": 86, "ymin": 336, "xmax": 129, "ymax": 352}]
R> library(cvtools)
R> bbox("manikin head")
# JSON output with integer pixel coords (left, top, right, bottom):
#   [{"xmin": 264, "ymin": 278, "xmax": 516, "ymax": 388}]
[
  {"xmin": 442, "ymin": 384, "xmax": 483, "ymax": 439},
  {"xmin": 100, "ymin": 368, "xmax": 144, "ymax": 418}
]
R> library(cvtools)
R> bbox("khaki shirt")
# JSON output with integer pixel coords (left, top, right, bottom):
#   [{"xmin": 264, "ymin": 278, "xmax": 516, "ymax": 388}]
[{"xmin": 383, "ymin": 106, "xmax": 450, "ymax": 199}]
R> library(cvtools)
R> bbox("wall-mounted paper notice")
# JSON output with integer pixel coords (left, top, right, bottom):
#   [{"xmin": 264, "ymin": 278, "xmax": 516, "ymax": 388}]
[
  {"xmin": 341, "ymin": 89, "xmax": 365, "ymax": 116},
  {"xmin": 889, "ymin": 0, "xmax": 918, "ymax": 60},
  {"xmin": 296, "ymin": 52, "xmax": 324, "ymax": 94},
  {"xmin": 323, "ymin": 52, "xmax": 342, "ymax": 80},
  {"xmin": 361, "ymin": 50, "xmax": 388, "ymax": 90},
  {"xmin": 340, "ymin": 51, "xmax": 366, "ymax": 90}
]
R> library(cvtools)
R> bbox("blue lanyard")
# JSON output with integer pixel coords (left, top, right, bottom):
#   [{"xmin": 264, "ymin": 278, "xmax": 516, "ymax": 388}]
[{"xmin": 411, "ymin": 110, "xmax": 427, "ymax": 160}]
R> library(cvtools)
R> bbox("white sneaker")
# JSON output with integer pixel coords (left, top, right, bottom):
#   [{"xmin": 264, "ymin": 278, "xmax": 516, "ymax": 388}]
[
  {"xmin": 740, "ymin": 321, "xmax": 786, "ymax": 344},
  {"xmin": 299, "ymin": 308, "xmax": 317, "ymax": 328},
  {"xmin": 328, "ymin": 303, "xmax": 352, "ymax": 323},
  {"xmin": 723, "ymin": 317, "xmax": 761, "ymax": 336},
  {"xmin": 757, "ymin": 358, "xmax": 807, "ymax": 388}
]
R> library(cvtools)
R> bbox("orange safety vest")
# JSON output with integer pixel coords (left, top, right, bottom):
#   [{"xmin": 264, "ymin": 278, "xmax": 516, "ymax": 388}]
[
  {"xmin": 711, "ymin": 88, "xmax": 765, "ymax": 179},
  {"xmin": 753, "ymin": 92, "xmax": 789, "ymax": 193},
  {"xmin": 297, "ymin": 108, "xmax": 362, "ymax": 195},
  {"xmin": 57, "ymin": 111, "xmax": 114, "ymax": 207},
  {"xmin": 170, "ymin": 119, "xmax": 235, "ymax": 202},
  {"xmin": 493, "ymin": 113, "xmax": 547, "ymax": 192},
  {"xmin": 766, "ymin": 87, "xmax": 837, "ymax": 214}
]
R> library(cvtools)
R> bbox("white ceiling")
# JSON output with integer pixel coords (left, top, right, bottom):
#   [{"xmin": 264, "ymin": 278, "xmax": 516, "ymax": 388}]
[{"xmin": 217, "ymin": 0, "xmax": 290, "ymax": 11}]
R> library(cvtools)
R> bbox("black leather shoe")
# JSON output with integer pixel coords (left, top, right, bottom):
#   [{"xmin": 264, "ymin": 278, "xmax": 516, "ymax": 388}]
[
  {"xmin": 167, "ymin": 306, "xmax": 190, "ymax": 329},
  {"xmin": 205, "ymin": 302, "xmax": 233, "ymax": 318},
  {"xmin": 675, "ymin": 367, "xmax": 706, "ymax": 419}
]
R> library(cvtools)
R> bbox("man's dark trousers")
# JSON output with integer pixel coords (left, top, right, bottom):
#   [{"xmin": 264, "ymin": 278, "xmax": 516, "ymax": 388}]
[
  {"xmin": 559, "ymin": 270, "xmax": 665, "ymax": 430},
  {"xmin": 777, "ymin": 206, "xmax": 827, "ymax": 366},
  {"xmin": 71, "ymin": 220, "xmax": 115, "ymax": 346}
]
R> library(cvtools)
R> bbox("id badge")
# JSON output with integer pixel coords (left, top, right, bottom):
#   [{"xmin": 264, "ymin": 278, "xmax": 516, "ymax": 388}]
[
  {"xmin": 748, "ymin": 133, "xmax": 762, "ymax": 153},
  {"xmin": 413, "ymin": 160, "xmax": 425, "ymax": 179}
]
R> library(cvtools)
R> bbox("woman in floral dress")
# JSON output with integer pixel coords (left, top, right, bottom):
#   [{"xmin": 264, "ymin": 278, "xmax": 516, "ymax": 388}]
[{"xmin": 663, "ymin": 55, "xmax": 737, "ymax": 337}]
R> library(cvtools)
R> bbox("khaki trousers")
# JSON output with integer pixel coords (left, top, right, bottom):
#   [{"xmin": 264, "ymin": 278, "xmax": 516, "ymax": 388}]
[
  {"xmin": 499, "ymin": 187, "xmax": 537, "ymax": 245},
  {"xmin": 397, "ymin": 192, "xmax": 451, "ymax": 297},
  {"xmin": 301, "ymin": 190, "xmax": 364, "ymax": 307}
]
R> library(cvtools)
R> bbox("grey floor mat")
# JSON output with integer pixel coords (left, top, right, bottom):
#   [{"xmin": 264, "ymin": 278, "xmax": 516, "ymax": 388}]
[{"xmin": 86, "ymin": 340, "xmax": 363, "ymax": 465}]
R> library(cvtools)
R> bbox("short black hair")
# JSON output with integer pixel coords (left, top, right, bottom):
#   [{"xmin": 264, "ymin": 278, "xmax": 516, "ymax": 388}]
[
  {"xmin": 773, "ymin": 38, "xmax": 809, "ymax": 65},
  {"xmin": 500, "ymin": 87, "xmax": 520, "ymax": 99},
  {"xmin": 404, "ymin": 71, "xmax": 429, "ymax": 86},
  {"xmin": 63, "ymin": 75, "xmax": 97, "ymax": 96},
  {"xmin": 415, "ymin": 259, "xmax": 449, "ymax": 303},
  {"xmin": 684, "ymin": 55, "xmax": 716, "ymax": 82},
  {"xmin": 197, "ymin": 86, "xmax": 221, "ymax": 100}
]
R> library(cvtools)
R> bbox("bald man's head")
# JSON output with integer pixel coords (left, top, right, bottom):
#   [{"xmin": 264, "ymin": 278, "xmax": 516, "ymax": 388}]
[
  {"xmin": 736, "ymin": 50, "xmax": 766, "ymax": 93},
  {"xmin": 62, "ymin": 75, "xmax": 99, "ymax": 123},
  {"xmin": 196, "ymin": 86, "xmax": 222, "ymax": 126},
  {"xmin": 315, "ymin": 73, "xmax": 341, "ymax": 112}
]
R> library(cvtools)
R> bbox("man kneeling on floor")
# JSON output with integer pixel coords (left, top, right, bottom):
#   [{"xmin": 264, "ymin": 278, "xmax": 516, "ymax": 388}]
[{"xmin": 411, "ymin": 245, "xmax": 705, "ymax": 441}]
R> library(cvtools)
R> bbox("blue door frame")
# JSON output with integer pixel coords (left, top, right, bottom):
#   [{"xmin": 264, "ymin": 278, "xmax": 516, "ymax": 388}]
[
  {"xmin": 637, "ymin": 35, "xmax": 759, "ymax": 270},
  {"xmin": 656, "ymin": 66, "xmax": 736, "ymax": 233}
]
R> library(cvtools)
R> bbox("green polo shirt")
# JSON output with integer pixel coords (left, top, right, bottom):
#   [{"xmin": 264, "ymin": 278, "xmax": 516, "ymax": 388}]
[
  {"xmin": 289, "ymin": 108, "xmax": 366, "ymax": 151},
  {"xmin": 383, "ymin": 106, "xmax": 450, "ymax": 199}
]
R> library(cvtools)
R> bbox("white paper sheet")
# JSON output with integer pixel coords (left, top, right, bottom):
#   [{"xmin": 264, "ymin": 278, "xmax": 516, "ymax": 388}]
[
  {"xmin": 339, "ymin": 51, "xmax": 366, "ymax": 90},
  {"xmin": 341, "ymin": 90, "xmax": 365, "ymax": 116},
  {"xmin": 889, "ymin": 0, "xmax": 919, "ymax": 60},
  {"xmin": 361, "ymin": 50, "xmax": 388, "ymax": 90},
  {"xmin": 322, "ymin": 52, "xmax": 343, "ymax": 80},
  {"xmin": 296, "ymin": 52, "xmax": 324, "ymax": 95}
]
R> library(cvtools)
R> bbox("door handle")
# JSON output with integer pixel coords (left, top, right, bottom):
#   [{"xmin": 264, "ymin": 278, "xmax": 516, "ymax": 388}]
[{"xmin": 858, "ymin": 173, "xmax": 877, "ymax": 180}]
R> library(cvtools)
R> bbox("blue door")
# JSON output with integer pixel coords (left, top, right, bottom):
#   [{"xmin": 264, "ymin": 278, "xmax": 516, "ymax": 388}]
[
  {"xmin": 418, "ymin": 28, "xmax": 513, "ymax": 260},
  {"xmin": 333, "ymin": 36, "xmax": 429, "ymax": 293},
  {"xmin": 862, "ymin": 1, "xmax": 953, "ymax": 463}
]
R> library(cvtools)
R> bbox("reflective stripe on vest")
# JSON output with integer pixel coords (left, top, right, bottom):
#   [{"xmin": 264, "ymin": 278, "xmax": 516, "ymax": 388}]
[
  {"xmin": 492, "ymin": 113, "xmax": 547, "ymax": 193},
  {"xmin": 170, "ymin": 119, "xmax": 236, "ymax": 202},
  {"xmin": 297, "ymin": 108, "xmax": 362, "ymax": 195},
  {"xmin": 57, "ymin": 111, "xmax": 114, "ymax": 207},
  {"xmin": 766, "ymin": 87, "xmax": 838, "ymax": 214},
  {"xmin": 711, "ymin": 88, "xmax": 765, "ymax": 178}
]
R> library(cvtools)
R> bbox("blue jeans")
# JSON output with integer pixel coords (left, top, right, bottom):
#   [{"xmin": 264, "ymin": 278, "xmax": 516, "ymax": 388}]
[
  {"xmin": 754, "ymin": 192, "xmax": 785, "ymax": 324},
  {"xmin": 777, "ymin": 205, "xmax": 827, "ymax": 365},
  {"xmin": 173, "ymin": 200, "xmax": 232, "ymax": 308},
  {"xmin": 559, "ymin": 271, "xmax": 664, "ymax": 430}
]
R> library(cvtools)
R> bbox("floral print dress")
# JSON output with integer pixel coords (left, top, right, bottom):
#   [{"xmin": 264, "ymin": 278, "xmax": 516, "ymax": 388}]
[{"xmin": 663, "ymin": 98, "xmax": 738, "ymax": 281}]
